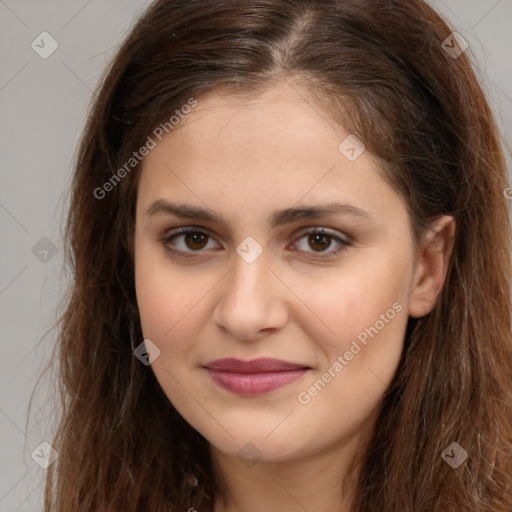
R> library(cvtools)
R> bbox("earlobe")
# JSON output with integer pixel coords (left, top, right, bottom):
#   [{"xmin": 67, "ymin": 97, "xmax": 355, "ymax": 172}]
[{"xmin": 408, "ymin": 215, "xmax": 456, "ymax": 319}]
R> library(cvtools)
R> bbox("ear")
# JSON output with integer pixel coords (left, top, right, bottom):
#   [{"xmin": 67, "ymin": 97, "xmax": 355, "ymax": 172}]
[{"xmin": 408, "ymin": 215, "xmax": 456, "ymax": 319}]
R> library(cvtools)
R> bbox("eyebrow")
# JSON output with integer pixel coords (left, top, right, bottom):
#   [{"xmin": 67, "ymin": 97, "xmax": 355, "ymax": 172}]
[{"xmin": 145, "ymin": 199, "xmax": 375, "ymax": 229}]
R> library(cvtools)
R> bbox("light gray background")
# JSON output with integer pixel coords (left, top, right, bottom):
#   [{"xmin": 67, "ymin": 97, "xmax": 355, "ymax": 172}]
[{"xmin": 1, "ymin": 1, "xmax": 511, "ymax": 510}]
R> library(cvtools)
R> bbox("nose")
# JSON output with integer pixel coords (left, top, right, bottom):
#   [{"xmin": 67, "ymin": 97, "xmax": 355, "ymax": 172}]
[{"xmin": 212, "ymin": 248, "xmax": 289, "ymax": 342}]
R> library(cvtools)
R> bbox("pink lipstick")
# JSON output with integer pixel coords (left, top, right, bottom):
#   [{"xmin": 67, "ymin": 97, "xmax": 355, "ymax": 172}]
[{"xmin": 203, "ymin": 357, "xmax": 310, "ymax": 396}]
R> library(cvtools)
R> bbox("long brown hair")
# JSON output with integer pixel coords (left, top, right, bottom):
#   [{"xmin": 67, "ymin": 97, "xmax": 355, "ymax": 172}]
[{"xmin": 39, "ymin": 0, "xmax": 512, "ymax": 510}]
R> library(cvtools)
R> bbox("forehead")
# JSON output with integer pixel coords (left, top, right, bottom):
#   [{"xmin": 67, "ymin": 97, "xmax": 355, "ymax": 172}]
[{"xmin": 136, "ymin": 83, "xmax": 406, "ymax": 228}]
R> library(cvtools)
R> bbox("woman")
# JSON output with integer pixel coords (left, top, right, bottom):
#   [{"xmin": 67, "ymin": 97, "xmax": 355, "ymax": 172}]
[{"xmin": 43, "ymin": 0, "xmax": 512, "ymax": 510}]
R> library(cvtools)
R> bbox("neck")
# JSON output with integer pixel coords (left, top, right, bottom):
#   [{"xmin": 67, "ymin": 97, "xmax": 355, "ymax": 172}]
[{"xmin": 211, "ymin": 424, "xmax": 372, "ymax": 512}]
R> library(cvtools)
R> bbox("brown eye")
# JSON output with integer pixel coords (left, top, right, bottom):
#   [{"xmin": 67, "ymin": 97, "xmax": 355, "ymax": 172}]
[
  {"xmin": 292, "ymin": 228, "xmax": 351, "ymax": 257},
  {"xmin": 308, "ymin": 232, "xmax": 332, "ymax": 252},
  {"xmin": 161, "ymin": 227, "xmax": 220, "ymax": 255},
  {"xmin": 182, "ymin": 231, "xmax": 209, "ymax": 250}
]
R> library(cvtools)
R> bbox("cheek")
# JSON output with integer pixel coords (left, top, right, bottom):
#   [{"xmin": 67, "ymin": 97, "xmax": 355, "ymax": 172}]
[
  {"xmin": 134, "ymin": 254, "xmax": 213, "ymax": 416},
  {"xmin": 134, "ymin": 245, "xmax": 206, "ymax": 348},
  {"xmin": 290, "ymin": 252, "xmax": 411, "ymax": 362},
  {"xmin": 291, "ymin": 268, "xmax": 409, "ymax": 446}
]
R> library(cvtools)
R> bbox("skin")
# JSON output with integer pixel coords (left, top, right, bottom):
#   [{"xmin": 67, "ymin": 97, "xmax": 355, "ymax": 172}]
[{"xmin": 134, "ymin": 82, "xmax": 455, "ymax": 512}]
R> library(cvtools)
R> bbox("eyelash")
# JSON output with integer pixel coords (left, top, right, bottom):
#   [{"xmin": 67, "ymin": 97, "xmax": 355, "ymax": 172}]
[{"xmin": 160, "ymin": 226, "xmax": 352, "ymax": 259}]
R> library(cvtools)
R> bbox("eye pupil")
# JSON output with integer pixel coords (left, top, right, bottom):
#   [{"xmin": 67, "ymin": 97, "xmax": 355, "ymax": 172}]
[
  {"xmin": 185, "ymin": 232, "xmax": 208, "ymax": 250},
  {"xmin": 308, "ymin": 233, "xmax": 330, "ymax": 252}
]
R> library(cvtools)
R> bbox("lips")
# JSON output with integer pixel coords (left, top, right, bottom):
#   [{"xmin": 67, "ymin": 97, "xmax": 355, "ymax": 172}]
[
  {"xmin": 205, "ymin": 357, "xmax": 308, "ymax": 373},
  {"xmin": 203, "ymin": 357, "xmax": 310, "ymax": 396}
]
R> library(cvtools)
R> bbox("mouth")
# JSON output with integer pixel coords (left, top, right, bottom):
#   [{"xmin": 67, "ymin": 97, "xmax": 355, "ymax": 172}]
[{"xmin": 202, "ymin": 357, "xmax": 311, "ymax": 396}]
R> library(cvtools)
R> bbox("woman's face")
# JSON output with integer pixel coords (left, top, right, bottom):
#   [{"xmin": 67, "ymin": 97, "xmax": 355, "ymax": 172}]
[{"xmin": 134, "ymin": 83, "xmax": 423, "ymax": 463}]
